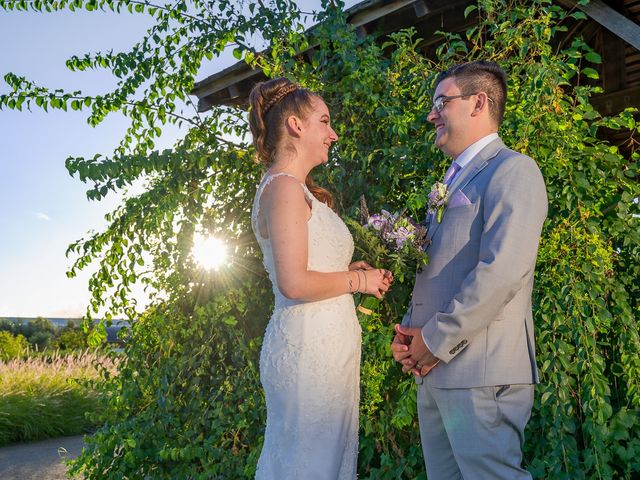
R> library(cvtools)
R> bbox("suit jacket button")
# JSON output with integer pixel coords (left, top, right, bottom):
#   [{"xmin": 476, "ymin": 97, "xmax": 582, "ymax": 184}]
[{"xmin": 461, "ymin": 340, "xmax": 468, "ymax": 345}]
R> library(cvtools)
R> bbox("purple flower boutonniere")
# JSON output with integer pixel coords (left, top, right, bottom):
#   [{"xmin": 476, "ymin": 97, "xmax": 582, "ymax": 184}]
[{"xmin": 427, "ymin": 181, "xmax": 450, "ymax": 223}]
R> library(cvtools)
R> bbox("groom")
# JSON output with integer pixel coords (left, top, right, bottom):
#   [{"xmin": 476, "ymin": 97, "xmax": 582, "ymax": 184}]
[{"xmin": 391, "ymin": 60, "xmax": 547, "ymax": 479}]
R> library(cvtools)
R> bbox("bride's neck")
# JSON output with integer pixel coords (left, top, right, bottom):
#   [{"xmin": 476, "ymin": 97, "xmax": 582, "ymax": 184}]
[{"xmin": 269, "ymin": 155, "xmax": 310, "ymax": 183}]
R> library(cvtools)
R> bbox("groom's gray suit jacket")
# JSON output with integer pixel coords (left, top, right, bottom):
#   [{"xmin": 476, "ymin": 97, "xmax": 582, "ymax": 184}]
[{"xmin": 404, "ymin": 137, "xmax": 547, "ymax": 388}]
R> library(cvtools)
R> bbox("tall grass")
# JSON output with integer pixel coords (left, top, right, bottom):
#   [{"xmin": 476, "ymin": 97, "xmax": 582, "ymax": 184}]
[{"xmin": 0, "ymin": 349, "xmax": 117, "ymax": 445}]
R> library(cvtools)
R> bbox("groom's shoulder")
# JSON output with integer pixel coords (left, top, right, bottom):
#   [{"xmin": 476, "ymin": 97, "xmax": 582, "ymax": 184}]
[
  {"xmin": 493, "ymin": 146, "xmax": 542, "ymax": 177},
  {"xmin": 485, "ymin": 147, "xmax": 546, "ymax": 195}
]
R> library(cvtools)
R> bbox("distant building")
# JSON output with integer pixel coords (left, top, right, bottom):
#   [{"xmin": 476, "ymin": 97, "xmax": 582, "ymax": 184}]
[{"xmin": 1, "ymin": 317, "xmax": 129, "ymax": 345}]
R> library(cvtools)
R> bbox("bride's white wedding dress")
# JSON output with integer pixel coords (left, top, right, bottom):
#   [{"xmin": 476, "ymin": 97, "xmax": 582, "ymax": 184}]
[{"xmin": 251, "ymin": 173, "xmax": 361, "ymax": 480}]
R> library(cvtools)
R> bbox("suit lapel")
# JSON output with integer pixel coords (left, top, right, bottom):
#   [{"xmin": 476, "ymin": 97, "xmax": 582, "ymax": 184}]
[{"xmin": 426, "ymin": 138, "xmax": 506, "ymax": 243}]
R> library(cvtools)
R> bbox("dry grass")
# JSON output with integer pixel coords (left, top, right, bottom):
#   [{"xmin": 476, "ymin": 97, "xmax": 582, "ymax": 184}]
[{"xmin": 0, "ymin": 350, "xmax": 117, "ymax": 445}]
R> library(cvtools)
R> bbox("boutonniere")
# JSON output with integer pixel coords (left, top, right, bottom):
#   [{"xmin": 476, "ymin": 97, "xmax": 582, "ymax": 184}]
[{"xmin": 427, "ymin": 181, "xmax": 450, "ymax": 223}]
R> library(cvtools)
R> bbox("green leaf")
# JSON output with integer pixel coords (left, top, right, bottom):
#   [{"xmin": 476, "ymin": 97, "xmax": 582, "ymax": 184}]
[
  {"xmin": 463, "ymin": 4, "xmax": 477, "ymax": 18},
  {"xmin": 585, "ymin": 51, "xmax": 601, "ymax": 64}
]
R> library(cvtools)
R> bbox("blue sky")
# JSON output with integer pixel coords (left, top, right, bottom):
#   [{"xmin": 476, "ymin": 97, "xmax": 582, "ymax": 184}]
[
  {"xmin": 0, "ymin": 9, "xmax": 231, "ymax": 317},
  {"xmin": 0, "ymin": 1, "xmax": 357, "ymax": 318}
]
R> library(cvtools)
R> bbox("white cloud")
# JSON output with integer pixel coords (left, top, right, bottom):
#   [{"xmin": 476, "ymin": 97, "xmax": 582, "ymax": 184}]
[{"xmin": 36, "ymin": 212, "xmax": 51, "ymax": 221}]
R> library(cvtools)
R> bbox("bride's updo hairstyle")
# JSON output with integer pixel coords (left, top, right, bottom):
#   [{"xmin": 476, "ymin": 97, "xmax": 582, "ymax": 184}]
[{"xmin": 249, "ymin": 77, "xmax": 334, "ymax": 209}]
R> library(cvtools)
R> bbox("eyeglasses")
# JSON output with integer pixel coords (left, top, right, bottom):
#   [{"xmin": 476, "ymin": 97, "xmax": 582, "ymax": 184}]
[{"xmin": 431, "ymin": 93, "xmax": 494, "ymax": 113}]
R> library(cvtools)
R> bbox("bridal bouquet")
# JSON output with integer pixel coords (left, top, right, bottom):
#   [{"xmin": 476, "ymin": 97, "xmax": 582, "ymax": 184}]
[{"xmin": 345, "ymin": 196, "xmax": 429, "ymax": 318}]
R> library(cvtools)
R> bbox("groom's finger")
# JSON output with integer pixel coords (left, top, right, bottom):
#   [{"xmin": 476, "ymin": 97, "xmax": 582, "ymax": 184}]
[
  {"xmin": 403, "ymin": 364, "xmax": 422, "ymax": 376},
  {"xmin": 391, "ymin": 342, "xmax": 411, "ymax": 362},
  {"xmin": 396, "ymin": 325, "xmax": 421, "ymax": 338},
  {"xmin": 401, "ymin": 358, "xmax": 415, "ymax": 367},
  {"xmin": 393, "ymin": 324, "xmax": 412, "ymax": 340}
]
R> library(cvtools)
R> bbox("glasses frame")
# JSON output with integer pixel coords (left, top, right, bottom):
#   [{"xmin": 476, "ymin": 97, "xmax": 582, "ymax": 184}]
[{"xmin": 431, "ymin": 93, "xmax": 494, "ymax": 113}]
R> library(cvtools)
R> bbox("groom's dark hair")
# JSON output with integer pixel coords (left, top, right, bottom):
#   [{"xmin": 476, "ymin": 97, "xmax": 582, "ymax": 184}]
[{"xmin": 436, "ymin": 60, "xmax": 507, "ymax": 125}]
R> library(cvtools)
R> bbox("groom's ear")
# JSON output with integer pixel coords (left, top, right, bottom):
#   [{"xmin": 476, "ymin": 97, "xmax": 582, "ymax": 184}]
[{"xmin": 471, "ymin": 93, "xmax": 489, "ymax": 117}]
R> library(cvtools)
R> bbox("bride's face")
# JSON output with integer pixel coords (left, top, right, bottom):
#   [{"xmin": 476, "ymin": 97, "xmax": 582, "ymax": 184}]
[{"xmin": 297, "ymin": 97, "xmax": 339, "ymax": 167}]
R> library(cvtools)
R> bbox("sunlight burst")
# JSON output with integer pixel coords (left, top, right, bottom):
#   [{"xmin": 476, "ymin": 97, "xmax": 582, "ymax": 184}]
[{"xmin": 192, "ymin": 234, "xmax": 228, "ymax": 270}]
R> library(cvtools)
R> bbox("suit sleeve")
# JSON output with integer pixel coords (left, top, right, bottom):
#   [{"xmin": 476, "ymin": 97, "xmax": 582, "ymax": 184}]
[
  {"xmin": 421, "ymin": 154, "xmax": 548, "ymax": 363},
  {"xmin": 400, "ymin": 304, "xmax": 413, "ymax": 327}
]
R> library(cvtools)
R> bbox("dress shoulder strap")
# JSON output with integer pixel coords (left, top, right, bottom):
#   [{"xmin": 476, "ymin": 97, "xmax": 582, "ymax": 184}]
[
  {"xmin": 258, "ymin": 172, "xmax": 315, "ymax": 204},
  {"xmin": 252, "ymin": 173, "xmax": 314, "ymax": 240}
]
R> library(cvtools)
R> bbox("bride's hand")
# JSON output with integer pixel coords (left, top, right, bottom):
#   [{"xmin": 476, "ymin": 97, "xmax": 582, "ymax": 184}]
[
  {"xmin": 361, "ymin": 268, "xmax": 392, "ymax": 299},
  {"xmin": 349, "ymin": 261, "xmax": 372, "ymax": 271}
]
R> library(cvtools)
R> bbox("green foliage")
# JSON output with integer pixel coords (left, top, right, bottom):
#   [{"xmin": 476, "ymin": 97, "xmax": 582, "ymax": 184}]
[
  {"xmin": 0, "ymin": 350, "xmax": 113, "ymax": 445},
  {"xmin": 0, "ymin": 331, "xmax": 29, "ymax": 361},
  {"xmin": 51, "ymin": 325, "xmax": 89, "ymax": 351},
  {"xmin": 0, "ymin": 318, "xmax": 90, "ymax": 352},
  {"xmin": 69, "ymin": 282, "xmax": 270, "ymax": 479},
  {"xmin": 0, "ymin": 317, "xmax": 56, "ymax": 351},
  {"xmin": 1, "ymin": 0, "xmax": 638, "ymax": 478}
]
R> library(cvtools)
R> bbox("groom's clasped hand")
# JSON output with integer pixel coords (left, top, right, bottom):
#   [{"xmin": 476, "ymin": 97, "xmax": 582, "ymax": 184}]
[{"xmin": 391, "ymin": 324, "xmax": 440, "ymax": 377}]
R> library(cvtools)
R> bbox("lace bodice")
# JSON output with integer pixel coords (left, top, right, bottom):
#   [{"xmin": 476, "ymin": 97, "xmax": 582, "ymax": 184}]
[{"xmin": 251, "ymin": 173, "xmax": 355, "ymax": 308}]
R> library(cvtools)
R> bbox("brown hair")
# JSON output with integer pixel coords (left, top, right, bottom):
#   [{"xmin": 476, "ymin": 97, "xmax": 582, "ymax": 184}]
[
  {"xmin": 248, "ymin": 77, "xmax": 334, "ymax": 208},
  {"xmin": 436, "ymin": 60, "xmax": 508, "ymax": 126}
]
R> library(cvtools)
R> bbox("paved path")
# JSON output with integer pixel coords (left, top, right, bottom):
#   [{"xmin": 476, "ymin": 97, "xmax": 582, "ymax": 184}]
[{"xmin": 0, "ymin": 435, "xmax": 86, "ymax": 480}]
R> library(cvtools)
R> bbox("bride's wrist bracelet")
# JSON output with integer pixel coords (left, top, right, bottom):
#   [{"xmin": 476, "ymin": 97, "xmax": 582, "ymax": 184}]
[
  {"xmin": 347, "ymin": 271, "xmax": 355, "ymax": 293},
  {"xmin": 356, "ymin": 269, "xmax": 366, "ymax": 294},
  {"xmin": 349, "ymin": 270, "xmax": 361, "ymax": 294}
]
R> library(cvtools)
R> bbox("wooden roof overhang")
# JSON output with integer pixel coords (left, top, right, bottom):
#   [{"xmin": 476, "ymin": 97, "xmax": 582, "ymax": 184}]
[
  {"xmin": 191, "ymin": 0, "xmax": 476, "ymax": 111},
  {"xmin": 192, "ymin": 0, "xmax": 640, "ymax": 129}
]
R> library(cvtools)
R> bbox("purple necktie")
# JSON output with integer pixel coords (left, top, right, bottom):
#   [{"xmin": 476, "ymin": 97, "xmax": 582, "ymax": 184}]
[{"xmin": 443, "ymin": 162, "xmax": 461, "ymax": 186}]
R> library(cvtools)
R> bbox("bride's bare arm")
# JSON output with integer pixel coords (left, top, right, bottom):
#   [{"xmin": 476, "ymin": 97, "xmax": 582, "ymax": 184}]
[{"xmin": 262, "ymin": 176, "xmax": 389, "ymax": 301}]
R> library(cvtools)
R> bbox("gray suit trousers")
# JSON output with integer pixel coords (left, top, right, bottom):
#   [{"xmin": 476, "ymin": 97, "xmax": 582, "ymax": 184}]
[{"xmin": 417, "ymin": 381, "xmax": 534, "ymax": 480}]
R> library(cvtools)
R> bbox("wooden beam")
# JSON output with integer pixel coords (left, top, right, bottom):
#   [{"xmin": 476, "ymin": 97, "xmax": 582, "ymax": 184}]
[
  {"xmin": 348, "ymin": 0, "xmax": 416, "ymax": 27},
  {"xmin": 413, "ymin": 0, "xmax": 430, "ymax": 18},
  {"xmin": 571, "ymin": 0, "xmax": 640, "ymax": 51},
  {"xmin": 192, "ymin": 65, "xmax": 260, "ymax": 100},
  {"xmin": 600, "ymin": 29, "xmax": 626, "ymax": 92},
  {"xmin": 590, "ymin": 85, "xmax": 640, "ymax": 115}
]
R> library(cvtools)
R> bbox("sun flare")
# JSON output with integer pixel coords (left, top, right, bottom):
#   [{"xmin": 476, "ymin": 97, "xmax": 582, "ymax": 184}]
[{"xmin": 192, "ymin": 234, "xmax": 228, "ymax": 270}]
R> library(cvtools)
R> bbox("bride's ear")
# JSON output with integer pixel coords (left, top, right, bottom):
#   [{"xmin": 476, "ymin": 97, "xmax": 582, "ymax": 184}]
[{"xmin": 286, "ymin": 115, "xmax": 304, "ymax": 136}]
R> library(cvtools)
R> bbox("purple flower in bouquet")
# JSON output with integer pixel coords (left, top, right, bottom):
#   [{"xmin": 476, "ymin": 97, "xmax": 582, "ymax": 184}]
[
  {"xmin": 367, "ymin": 214, "xmax": 388, "ymax": 231},
  {"xmin": 362, "ymin": 201, "xmax": 427, "ymax": 252},
  {"xmin": 391, "ymin": 226, "xmax": 413, "ymax": 249}
]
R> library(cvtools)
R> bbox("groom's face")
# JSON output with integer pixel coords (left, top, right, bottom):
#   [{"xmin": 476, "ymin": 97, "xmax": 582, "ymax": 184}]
[{"xmin": 428, "ymin": 77, "xmax": 474, "ymax": 159}]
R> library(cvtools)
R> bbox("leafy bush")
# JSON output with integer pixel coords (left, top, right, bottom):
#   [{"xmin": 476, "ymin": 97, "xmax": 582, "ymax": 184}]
[
  {"xmin": 0, "ymin": 331, "xmax": 28, "ymax": 361},
  {"xmin": 0, "ymin": 317, "xmax": 56, "ymax": 351},
  {"xmin": 51, "ymin": 326, "xmax": 89, "ymax": 351},
  {"xmin": 0, "ymin": 318, "xmax": 90, "ymax": 352},
  {"xmin": 1, "ymin": 0, "xmax": 638, "ymax": 478}
]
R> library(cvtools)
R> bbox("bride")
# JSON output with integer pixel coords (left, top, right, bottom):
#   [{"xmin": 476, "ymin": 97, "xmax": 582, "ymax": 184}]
[{"xmin": 249, "ymin": 77, "xmax": 392, "ymax": 479}]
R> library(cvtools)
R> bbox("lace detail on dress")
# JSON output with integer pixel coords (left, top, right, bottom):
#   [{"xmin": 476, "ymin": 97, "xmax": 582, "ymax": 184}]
[{"xmin": 251, "ymin": 173, "xmax": 361, "ymax": 480}]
